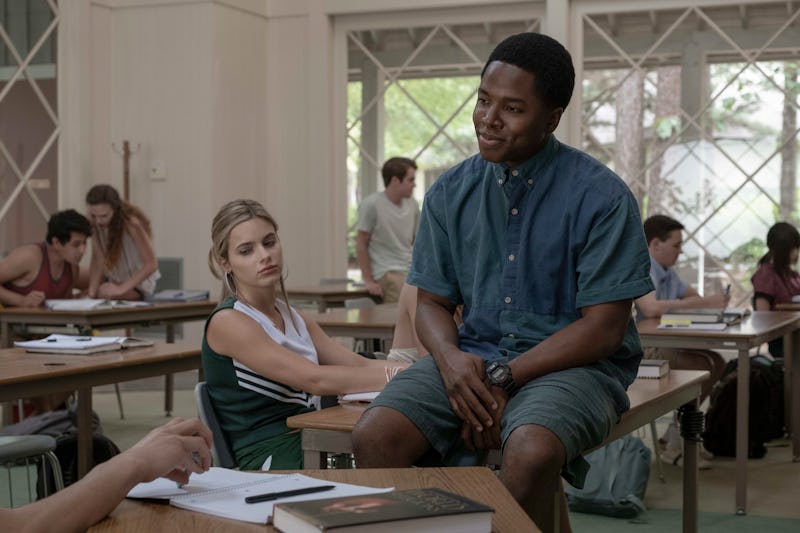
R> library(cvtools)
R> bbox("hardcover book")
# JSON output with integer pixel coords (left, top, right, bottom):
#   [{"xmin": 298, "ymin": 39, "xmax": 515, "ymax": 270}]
[
  {"xmin": 660, "ymin": 308, "xmax": 724, "ymax": 324},
  {"xmin": 660, "ymin": 307, "xmax": 750, "ymax": 326},
  {"xmin": 637, "ymin": 359, "xmax": 669, "ymax": 379},
  {"xmin": 273, "ymin": 487, "xmax": 493, "ymax": 533}
]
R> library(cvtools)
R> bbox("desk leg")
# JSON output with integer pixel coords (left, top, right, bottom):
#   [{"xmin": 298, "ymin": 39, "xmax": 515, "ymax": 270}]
[
  {"xmin": 303, "ymin": 451, "xmax": 326, "ymax": 469},
  {"xmin": 1, "ymin": 321, "xmax": 10, "ymax": 348},
  {"xmin": 785, "ymin": 332, "xmax": 793, "ymax": 437},
  {"xmin": 77, "ymin": 387, "xmax": 93, "ymax": 479},
  {"xmin": 735, "ymin": 348, "xmax": 750, "ymax": 515},
  {"xmin": 164, "ymin": 323, "xmax": 175, "ymax": 417},
  {"xmin": 680, "ymin": 402, "xmax": 701, "ymax": 533},
  {"xmin": 792, "ymin": 329, "xmax": 800, "ymax": 462}
]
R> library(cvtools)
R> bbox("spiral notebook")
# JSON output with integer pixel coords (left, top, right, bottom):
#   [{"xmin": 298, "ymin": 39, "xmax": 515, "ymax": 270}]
[{"xmin": 127, "ymin": 467, "xmax": 392, "ymax": 524}]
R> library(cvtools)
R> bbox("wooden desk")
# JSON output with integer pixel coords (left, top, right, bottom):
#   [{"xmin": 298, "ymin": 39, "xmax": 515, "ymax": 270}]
[
  {"xmin": 637, "ymin": 311, "xmax": 800, "ymax": 515},
  {"xmin": 0, "ymin": 300, "xmax": 217, "ymax": 347},
  {"xmin": 287, "ymin": 283, "xmax": 370, "ymax": 312},
  {"xmin": 303, "ymin": 303, "xmax": 397, "ymax": 343},
  {"xmin": 0, "ymin": 300, "xmax": 215, "ymax": 416},
  {"xmin": 288, "ymin": 370, "xmax": 707, "ymax": 533},
  {"xmin": 0, "ymin": 342, "xmax": 201, "ymax": 478},
  {"xmin": 92, "ymin": 467, "xmax": 537, "ymax": 532}
]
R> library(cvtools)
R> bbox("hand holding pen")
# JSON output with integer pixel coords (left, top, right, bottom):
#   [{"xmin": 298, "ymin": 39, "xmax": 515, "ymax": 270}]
[{"xmin": 126, "ymin": 418, "xmax": 213, "ymax": 486}]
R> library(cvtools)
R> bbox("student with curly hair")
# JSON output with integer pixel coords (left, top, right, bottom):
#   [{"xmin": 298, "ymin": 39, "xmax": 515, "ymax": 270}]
[{"xmin": 85, "ymin": 184, "xmax": 160, "ymax": 300}]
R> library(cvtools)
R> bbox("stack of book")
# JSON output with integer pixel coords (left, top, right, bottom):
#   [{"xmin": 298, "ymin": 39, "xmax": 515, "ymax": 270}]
[
  {"xmin": 659, "ymin": 307, "xmax": 750, "ymax": 330},
  {"xmin": 637, "ymin": 359, "xmax": 669, "ymax": 379}
]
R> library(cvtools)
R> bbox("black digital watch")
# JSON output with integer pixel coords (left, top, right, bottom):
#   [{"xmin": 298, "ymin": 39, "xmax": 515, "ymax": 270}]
[{"xmin": 485, "ymin": 360, "xmax": 519, "ymax": 396}]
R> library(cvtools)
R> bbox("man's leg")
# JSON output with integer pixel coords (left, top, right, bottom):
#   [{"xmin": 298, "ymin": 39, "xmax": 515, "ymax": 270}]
[
  {"xmin": 352, "ymin": 406, "xmax": 431, "ymax": 467},
  {"xmin": 376, "ymin": 272, "xmax": 405, "ymax": 303},
  {"xmin": 500, "ymin": 423, "xmax": 570, "ymax": 532}
]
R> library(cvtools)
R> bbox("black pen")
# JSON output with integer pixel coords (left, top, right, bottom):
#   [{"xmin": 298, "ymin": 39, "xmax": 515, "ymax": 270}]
[{"xmin": 244, "ymin": 484, "xmax": 335, "ymax": 504}]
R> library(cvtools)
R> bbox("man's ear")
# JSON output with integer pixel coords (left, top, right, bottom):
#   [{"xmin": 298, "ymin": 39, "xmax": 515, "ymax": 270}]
[{"xmin": 546, "ymin": 107, "xmax": 564, "ymax": 133}]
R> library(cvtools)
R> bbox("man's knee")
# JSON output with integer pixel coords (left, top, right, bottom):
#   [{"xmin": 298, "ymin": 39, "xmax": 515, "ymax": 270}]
[
  {"xmin": 352, "ymin": 406, "xmax": 427, "ymax": 467},
  {"xmin": 502, "ymin": 424, "xmax": 566, "ymax": 480}
]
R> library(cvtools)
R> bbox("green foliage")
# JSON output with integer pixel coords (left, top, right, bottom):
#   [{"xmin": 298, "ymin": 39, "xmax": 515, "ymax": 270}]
[
  {"xmin": 729, "ymin": 237, "xmax": 766, "ymax": 270},
  {"xmin": 346, "ymin": 203, "xmax": 358, "ymax": 266},
  {"xmin": 383, "ymin": 76, "xmax": 479, "ymax": 167},
  {"xmin": 654, "ymin": 115, "xmax": 680, "ymax": 140}
]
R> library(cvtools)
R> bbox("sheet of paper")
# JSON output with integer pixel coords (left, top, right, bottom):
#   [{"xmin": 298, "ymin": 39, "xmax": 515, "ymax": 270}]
[
  {"xmin": 340, "ymin": 391, "xmax": 380, "ymax": 403},
  {"xmin": 127, "ymin": 467, "xmax": 285, "ymax": 499}
]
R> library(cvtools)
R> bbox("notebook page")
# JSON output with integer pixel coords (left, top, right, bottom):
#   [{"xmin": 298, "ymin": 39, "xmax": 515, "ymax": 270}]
[{"xmin": 168, "ymin": 472, "xmax": 393, "ymax": 524}]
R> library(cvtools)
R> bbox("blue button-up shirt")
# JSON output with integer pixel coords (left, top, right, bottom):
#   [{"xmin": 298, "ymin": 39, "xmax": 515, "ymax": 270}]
[
  {"xmin": 408, "ymin": 136, "xmax": 654, "ymax": 385},
  {"xmin": 649, "ymin": 256, "xmax": 689, "ymax": 300}
]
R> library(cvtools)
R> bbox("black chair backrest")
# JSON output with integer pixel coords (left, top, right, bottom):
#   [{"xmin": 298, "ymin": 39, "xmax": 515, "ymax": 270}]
[{"xmin": 195, "ymin": 382, "xmax": 237, "ymax": 469}]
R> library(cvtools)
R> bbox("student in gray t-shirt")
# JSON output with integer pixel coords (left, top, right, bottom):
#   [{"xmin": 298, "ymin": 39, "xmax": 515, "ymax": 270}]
[{"xmin": 355, "ymin": 157, "xmax": 420, "ymax": 303}]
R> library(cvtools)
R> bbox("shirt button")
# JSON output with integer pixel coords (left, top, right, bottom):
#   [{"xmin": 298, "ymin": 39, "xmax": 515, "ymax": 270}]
[
  {"xmin": 511, "ymin": 208, "xmax": 519, "ymax": 215},
  {"xmin": 497, "ymin": 179, "xmax": 503, "ymax": 185},
  {"xmin": 511, "ymin": 170, "xmax": 519, "ymax": 176},
  {"xmin": 527, "ymin": 179, "xmax": 533, "ymax": 185},
  {"xmin": 504, "ymin": 296, "xmax": 512, "ymax": 304},
  {"xmin": 508, "ymin": 254, "xmax": 515, "ymax": 261}
]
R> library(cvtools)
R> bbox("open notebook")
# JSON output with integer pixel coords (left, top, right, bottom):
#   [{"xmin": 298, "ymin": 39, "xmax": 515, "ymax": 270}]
[
  {"xmin": 44, "ymin": 298, "xmax": 152, "ymax": 311},
  {"xmin": 127, "ymin": 467, "xmax": 392, "ymax": 524},
  {"xmin": 152, "ymin": 289, "xmax": 210, "ymax": 302},
  {"xmin": 14, "ymin": 334, "xmax": 154, "ymax": 355}
]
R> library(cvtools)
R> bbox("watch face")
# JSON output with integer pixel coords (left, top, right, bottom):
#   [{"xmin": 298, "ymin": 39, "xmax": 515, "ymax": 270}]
[
  {"xmin": 488, "ymin": 362, "xmax": 509, "ymax": 383},
  {"xmin": 489, "ymin": 365, "xmax": 507, "ymax": 380}
]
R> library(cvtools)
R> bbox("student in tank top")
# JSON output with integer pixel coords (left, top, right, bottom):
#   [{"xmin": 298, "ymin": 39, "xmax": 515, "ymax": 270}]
[
  {"xmin": 203, "ymin": 199, "xmax": 408, "ymax": 470},
  {"xmin": 85, "ymin": 184, "xmax": 160, "ymax": 300},
  {"xmin": 0, "ymin": 209, "xmax": 91, "ymax": 308}
]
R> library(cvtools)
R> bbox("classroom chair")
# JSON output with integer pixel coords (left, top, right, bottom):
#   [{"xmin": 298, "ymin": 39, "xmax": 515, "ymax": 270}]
[
  {"xmin": 0, "ymin": 435, "xmax": 63, "ymax": 507},
  {"xmin": 194, "ymin": 382, "xmax": 237, "ymax": 469}
]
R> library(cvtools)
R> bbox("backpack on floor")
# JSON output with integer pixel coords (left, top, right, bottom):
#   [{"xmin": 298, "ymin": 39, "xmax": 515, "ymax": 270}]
[
  {"xmin": 564, "ymin": 435, "xmax": 651, "ymax": 518},
  {"xmin": 0, "ymin": 406, "xmax": 121, "ymax": 493},
  {"xmin": 703, "ymin": 355, "xmax": 784, "ymax": 459}
]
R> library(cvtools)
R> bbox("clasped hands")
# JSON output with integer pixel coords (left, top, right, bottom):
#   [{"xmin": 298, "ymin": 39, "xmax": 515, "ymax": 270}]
[{"xmin": 438, "ymin": 350, "xmax": 508, "ymax": 452}]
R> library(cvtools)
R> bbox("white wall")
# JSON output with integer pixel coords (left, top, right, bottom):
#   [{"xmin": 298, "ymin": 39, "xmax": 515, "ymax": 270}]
[{"xmin": 59, "ymin": 0, "xmax": 547, "ymax": 296}]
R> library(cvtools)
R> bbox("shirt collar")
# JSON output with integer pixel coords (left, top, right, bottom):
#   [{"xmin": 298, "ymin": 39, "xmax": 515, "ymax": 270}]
[{"xmin": 491, "ymin": 134, "xmax": 559, "ymax": 189}]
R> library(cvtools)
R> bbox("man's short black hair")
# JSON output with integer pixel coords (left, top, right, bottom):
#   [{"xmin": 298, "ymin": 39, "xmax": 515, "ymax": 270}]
[
  {"xmin": 46, "ymin": 209, "xmax": 92, "ymax": 245},
  {"xmin": 481, "ymin": 32, "xmax": 575, "ymax": 110},
  {"xmin": 643, "ymin": 214, "xmax": 684, "ymax": 244},
  {"xmin": 381, "ymin": 157, "xmax": 417, "ymax": 188}
]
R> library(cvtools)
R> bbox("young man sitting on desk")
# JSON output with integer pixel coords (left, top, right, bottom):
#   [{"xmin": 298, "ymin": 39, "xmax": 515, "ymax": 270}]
[
  {"xmin": 0, "ymin": 209, "xmax": 91, "ymax": 308},
  {"xmin": 352, "ymin": 32, "xmax": 653, "ymax": 532},
  {"xmin": 634, "ymin": 214, "xmax": 728, "ymax": 467},
  {"xmin": 1, "ymin": 418, "xmax": 212, "ymax": 533}
]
